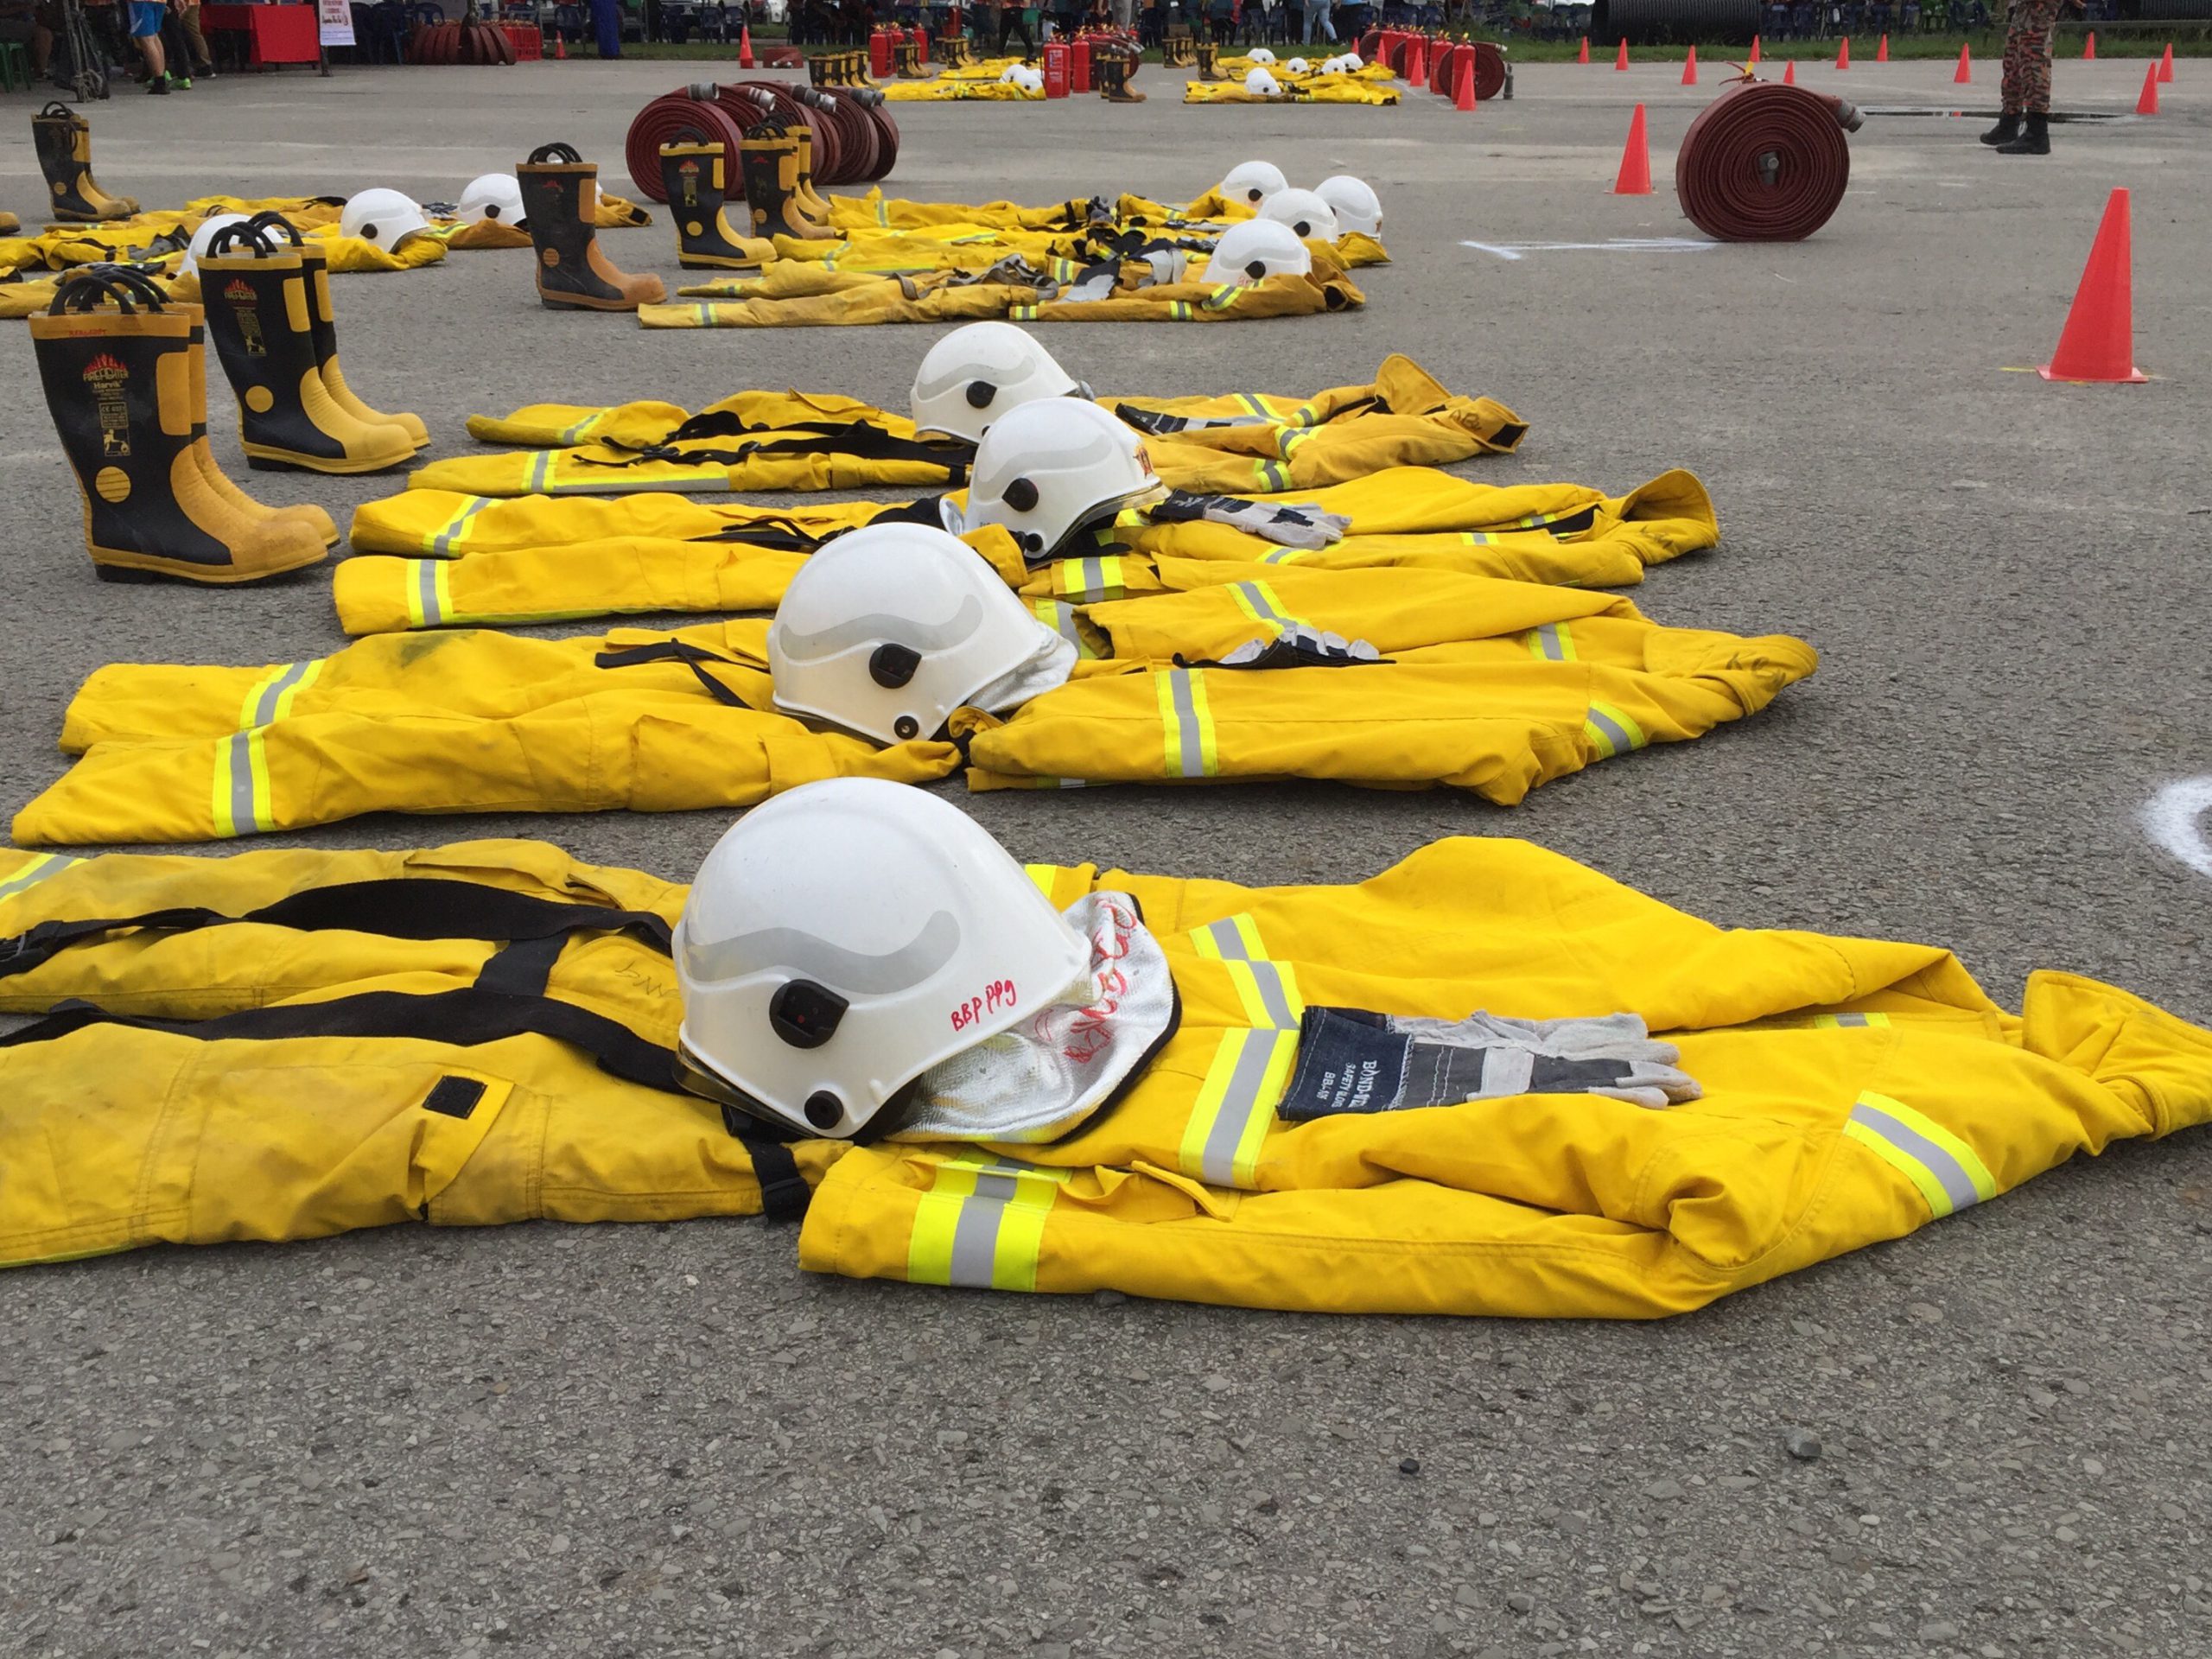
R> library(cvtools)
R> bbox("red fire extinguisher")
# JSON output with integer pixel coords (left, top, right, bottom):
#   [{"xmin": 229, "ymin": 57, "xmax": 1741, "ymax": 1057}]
[{"xmin": 1042, "ymin": 39, "xmax": 1070, "ymax": 97}]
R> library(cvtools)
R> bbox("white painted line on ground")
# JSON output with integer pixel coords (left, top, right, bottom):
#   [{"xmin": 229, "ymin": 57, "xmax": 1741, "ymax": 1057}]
[
  {"xmin": 1461, "ymin": 238, "xmax": 1715, "ymax": 260},
  {"xmin": 2143, "ymin": 777, "xmax": 2212, "ymax": 880}
]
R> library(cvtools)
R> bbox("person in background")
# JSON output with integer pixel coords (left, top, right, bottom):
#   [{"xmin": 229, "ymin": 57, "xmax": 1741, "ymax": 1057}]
[
  {"xmin": 996, "ymin": 0, "xmax": 1033, "ymax": 54},
  {"xmin": 126, "ymin": 0, "xmax": 171, "ymax": 90},
  {"xmin": 590, "ymin": 0, "xmax": 622, "ymax": 54},
  {"xmin": 168, "ymin": 0, "xmax": 216, "ymax": 80},
  {"xmin": 1300, "ymin": 0, "xmax": 1332, "ymax": 44},
  {"xmin": 1204, "ymin": 0, "xmax": 1231, "ymax": 44},
  {"xmin": 0, "ymin": 0, "xmax": 55, "ymax": 78},
  {"xmin": 1984, "ymin": 0, "xmax": 2081, "ymax": 154}
]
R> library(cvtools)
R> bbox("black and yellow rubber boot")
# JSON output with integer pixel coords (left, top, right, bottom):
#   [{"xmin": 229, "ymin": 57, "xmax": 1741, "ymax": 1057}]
[
  {"xmin": 197, "ymin": 230, "xmax": 416, "ymax": 474},
  {"xmin": 739, "ymin": 131, "xmax": 836, "ymax": 242},
  {"xmin": 33, "ymin": 103, "xmax": 139, "ymax": 222},
  {"xmin": 29, "ymin": 270, "xmax": 327, "ymax": 584},
  {"xmin": 240, "ymin": 213, "xmax": 430, "ymax": 453},
  {"xmin": 786, "ymin": 126, "xmax": 836, "ymax": 226},
  {"xmin": 518, "ymin": 143, "xmax": 668, "ymax": 312},
  {"xmin": 658, "ymin": 142, "xmax": 772, "ymax": 270}
]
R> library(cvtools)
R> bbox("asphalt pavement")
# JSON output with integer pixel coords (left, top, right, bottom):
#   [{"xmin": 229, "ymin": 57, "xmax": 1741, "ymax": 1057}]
[{"xmin": 2, "ymin": 53, "xmax": 2209, "ymax": 1659}]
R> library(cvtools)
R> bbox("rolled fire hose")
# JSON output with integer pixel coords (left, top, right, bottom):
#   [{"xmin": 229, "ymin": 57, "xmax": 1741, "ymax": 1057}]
[
  {"xmin": 1675, "ymin": 82, "xmax": 1860, "ymax": 243},
  {"xmin": 625, "ymin": 86, "xmax": 757, "ymax": 202}
]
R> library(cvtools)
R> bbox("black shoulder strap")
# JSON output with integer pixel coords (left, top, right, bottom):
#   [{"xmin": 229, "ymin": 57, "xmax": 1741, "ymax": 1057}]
[
  {"xmin": 591, "ymin": 639, "xmax": 761, "ymax": 709},
  {"xmin": 0, "ymin": 878, "xmax": 675, "ymax": 983}
]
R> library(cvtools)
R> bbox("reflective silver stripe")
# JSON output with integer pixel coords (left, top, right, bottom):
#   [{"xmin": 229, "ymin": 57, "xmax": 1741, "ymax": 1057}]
[
  {"xmin": 416, "ymin": 558, "xmax": 445, "ymax": 626},
  {"xmin": 1832, "ymin": 1013, "xmax": 1871, "ymax": 1027},
  {"xmin": 246, "ymin": 661, "xmax": 315, "ymax": 728},
  {"xmin": 526, "ymin": 451, "xmax": 552, "ymax": 493},
  {"xmin": 0, "ymin": 854, "xmax": 75, "ymax": 902},
  {"xmin": 947, "ymin": 1170, "xmax": 1021, "ymax": 1287},
  {"xmin": 1586, "ymin": 706, "xmax": 1636, "ymax": 756},
  {"xmin": 1039, "ymin": 600, "xmax": 1078, "ymax": 642},
  {"xmin": 1167, "ymin": 670, "xmax": 1207, "ymax": 779},
  {"xmin": 226, "ymin": 734, "xmax": 259, "ymax": 836},
  {"xmin": 1847, "ymin": 1100, "xmax": 1986, "ymax": 1215},
  {"xmin": 556, "ymin": 413, "xmax": 595, "ymax": 444},
  {"xmin": 1200, "ymin": 1030, "xmax": 1281, "ymax": 1185},
  {"xmin": 1534, "ymin": 624, "xmax": 1567, "ymax": 662},
  {"xmin": 1197, "ymin": 918, "xmax": 1297, "ymax": 1027},
  {"xmin": 429, "ymin": 497, "xmax": 490, "ymax": 555},
  {"xmin": 1231, "ymin": 581, "xmax": 1288, "ymax": 627},
  {"xmin": 1256, "ymin": 460, "xmax": 1288, "ymax": 492}
]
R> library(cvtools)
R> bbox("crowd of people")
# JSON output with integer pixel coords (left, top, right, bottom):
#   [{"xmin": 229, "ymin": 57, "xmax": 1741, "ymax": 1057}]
[{"xmin": 2, "ymin": 0, "xmax": 218, "ymax": 92}]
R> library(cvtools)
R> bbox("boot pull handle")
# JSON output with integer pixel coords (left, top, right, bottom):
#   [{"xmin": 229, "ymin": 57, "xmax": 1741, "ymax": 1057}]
[
  {"xmin": 50, "ymin": 265, "xmax": 165, "ymax": 317},
  {"xmin": 245, "ymin": 211, "xmax": 305, "ymax": 247},
  {"xmin": 207, "ymin": 220, "xmax": 278, "ymax": 259},
  {"xmin": 39, "ymin": 100, "xmax": 74, "ymax": 119},
  {"xmin": 527, "ymin": 142, "xmax": 584, "ymax": 164}
]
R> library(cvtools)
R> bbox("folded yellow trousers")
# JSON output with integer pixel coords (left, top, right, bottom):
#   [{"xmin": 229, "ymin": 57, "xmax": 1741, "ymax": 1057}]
[{"xmin": 3, "ymin": 836, "xmax": 2206, "ymax": 1319}]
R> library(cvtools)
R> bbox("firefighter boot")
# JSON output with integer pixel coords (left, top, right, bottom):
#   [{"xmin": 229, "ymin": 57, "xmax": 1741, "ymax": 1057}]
[
  {"xmin": 187, "ymin": 311, "xmax": 341, "ymax": 549},
  {"xmin": 29, "ymin": 274, "xmax": 326, "ymax": 584},
  {"xmin": 739, "ymin": 132, "xmax": 835, "ymax": 241},
  {"xmin": 518, "ymin": 143, "xmax": 668, "ymax": 311},
  {"xmin": 33, "ymin": 103, "xmax": 139, "ymax": 222},
  {"xmin": 266, "ymin": 218, "xmax": 431, "ymax": 453},
  {"xmin": 196, "ymin": 235, "xmax": 416, "ymax": 474},
  {"xmin": 1095, "ymin": 53, "xmax": 1145, "ymax": 101},
  {"xmin": 787, "ymin": 127, "xmax": 836, "ymax": 226},
  {"xmin": 658, "ymin": 141, "xmax": 772, "ymax": 270},
  {"xmin": 1195, "ymin": 39, "xmax": 1218, "ymax": 79}
]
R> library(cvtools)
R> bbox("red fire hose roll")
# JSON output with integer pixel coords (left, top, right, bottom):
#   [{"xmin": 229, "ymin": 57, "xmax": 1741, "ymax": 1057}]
[
  {"xmin": 1675, "ymin": 82, "xmax": 1858, "ymax": 243},
  {"xmin": 625, "ymin": 86, "xmax": 754, "ymax": 202}
]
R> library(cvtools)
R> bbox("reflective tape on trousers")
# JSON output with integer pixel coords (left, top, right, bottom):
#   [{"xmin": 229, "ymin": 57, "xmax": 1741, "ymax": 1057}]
[
  {"xmin": 1056, "ymin": 554, "xmax": 1127, "ymax": 603},
  {"xmin": 0, "ymin": 852, "xmax": 81, "ymax": 903},
  {"xmin": 1584, "ymin": 700, "xmax": 1648, "ymax": 760},
  {"xmin": 1226, "ymin": 579, "xmax": 1297, "ymax": 636},
  {"xmin": 906, "ymin": 1154, "xmax": 1071, "ymax": 1290},
  {"xmin": 1843, "ymin": 1092, "xmax": 1998, "ymax": 1218},
  {"xmin": 1529, "ymin": 621, "xmax": 1578, "ymax": 663},
  {"xmin": 236, "ymin": 659, "xmax": 324, "ymax": 731},
  {"xmin": 1155, "ymin": 668, "xmax": 1219, "ymax": 779},
  {"xmin": 425, "ymin": 496, "xmax": 493, "ymax": 556},
  {"xmin": 211, "ymin": 728, "xmax": 276, "ymax": 838}
]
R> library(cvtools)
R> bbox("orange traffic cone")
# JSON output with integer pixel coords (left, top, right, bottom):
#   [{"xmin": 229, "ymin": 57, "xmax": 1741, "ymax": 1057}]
[
  {"xmin": 2158, "ymin": 41, "xmax": 2173, "ymax": 81},
  {"xmin": 1615, "ymin": 38, "xmax": 1629, "ymax": 70},
  {"xmin": 1954, "ymin": 43, "xmax": 1971, "ymax": 82},
  {"xmin": 2040, "ymin": 188, "xmax": 2147, "ymax": 384},
  {"xmin": 1750, "ymin": 34, "xmax": 1761, "ymax": 63},
  {"xmin": 1835, "ymin": 36, "xmax": 1849, "ymax": 69},
  {"xmin": 1876, "ymin": 32, "xmax": 1888, "ymax": 60},
  {"xmin": 2136, "ymin": 60, "xmax": 2159, "ymax": 113},
  {"xmin": 1613, "ymin": 103, "xmax": 1651, "ymax": 194},
  {"xmin": 1681, "ymin": 43, "xmax": 1697, "ymax": 84},
  {"xmin": 2082, "ymin": 30, "xmax": 2094, "ymax": 60},
  {"xmin": 1782, "ymin": 57, "xmax": 1796, "ymax": 84},
  {"xmin": 1456, "ymin": 51, "xmax": 1476, "ymax": 109},
  {"xmin": 554, "ymin": 29, "xmax": 566, "ymax": 57},
  {"xmin": 1578, "ymin": 35, "xmax": 1589, "ymax": 64},
  {"xmin": 739, "ymin": 23, "xmax": 754, "ymax": 67}
]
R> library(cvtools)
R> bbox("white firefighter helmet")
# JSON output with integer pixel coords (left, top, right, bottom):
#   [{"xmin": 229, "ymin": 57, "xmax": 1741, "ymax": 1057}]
[
  {"xmin": 910, "ymin": 321, "xmax": 1082, "ymax": 445},
  {"xmin": 673, "ymin": 779, "xmax": 1091, "ymax": 1140},
  {"xmin": 1285, "ymin": 56, "xmax": 1310, "ymax": 74},
  {"xmin": 1314, "ymin": 175, "xmax": 1382, "ymax": 238},
  {"xmin": 1207, "ymin": 218, "xmax": 1312, "ymax": 286},
  {"xmin": 456, "ymin": 172, "xmax": 525, "ymax": 226},
  {"xmin": 1217, "ymin": 160, "xmax": 1287, "ymax": 207},
  {"xmin": 963, "ymin": 397, "xmax": 1166, "ymax": 562},
  {"xmin": 340, "ymin": 188, "xmax": 430, "ymax": 248},
  {"xmin": 1243, "ymin": 67, "xmax": 1281, "ymax": 96},
  {"xmin": 1249, "ymin": 46, "xmax": 1276, "ymax": 62},
  {"xmin": 768, "ymin": 523, "xmax": 1055, "ymax": 746},
  {"xmin": 1343, "ymin": 51, "xmax": 1363, "ymax": 68},
  {"xmin": 1260, "ymin": 187, "xmax": 1340, "ymax": 242},
  {"xmin": 180, "ymin": 213, "xmax": 251, "ymax": 276}
]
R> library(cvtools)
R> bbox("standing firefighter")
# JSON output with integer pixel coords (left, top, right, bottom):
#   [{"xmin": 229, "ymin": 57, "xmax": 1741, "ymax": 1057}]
[{"xmin": 1984, "ymin": 0, "xmax": 2080, "ymax": 155}]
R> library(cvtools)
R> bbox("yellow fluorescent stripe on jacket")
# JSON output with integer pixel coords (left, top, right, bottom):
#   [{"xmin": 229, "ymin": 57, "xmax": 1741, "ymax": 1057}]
[{"xmin": 4, "ymin": 837, "xmax": 2209, "ymax": 1318}]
